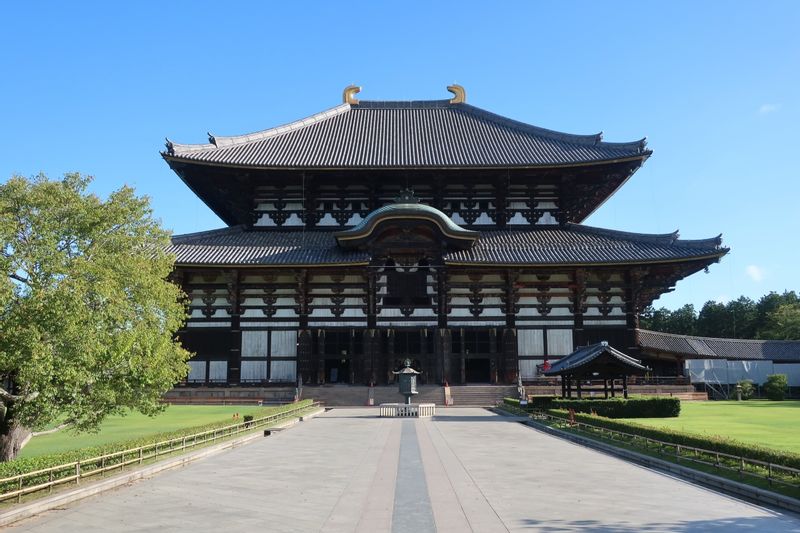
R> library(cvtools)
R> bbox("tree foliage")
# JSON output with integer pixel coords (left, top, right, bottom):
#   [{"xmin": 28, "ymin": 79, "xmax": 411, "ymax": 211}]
[
  {"xmin": 639, "ymin": 291, "xmax": 799, "ymax": 340},
  {"xmin": 0, "ymin": 174, "xmax": 190, "ymax": 460},
  {"xmin": 759, "ymin": 304, "xmax": 800, "ymax": 340}
]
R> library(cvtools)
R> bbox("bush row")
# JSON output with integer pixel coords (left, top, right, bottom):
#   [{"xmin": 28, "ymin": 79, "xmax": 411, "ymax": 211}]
[
  {"xmin": 547, "ymin": 408, "xmax": 800, "ymax": 470},
  {"xmin": 0, "ymin": 400, "xmax": 314, "ymax": 482},
  {"xmin": 504, "ymin": 396, "xmax": 680, "ymax": 418}
]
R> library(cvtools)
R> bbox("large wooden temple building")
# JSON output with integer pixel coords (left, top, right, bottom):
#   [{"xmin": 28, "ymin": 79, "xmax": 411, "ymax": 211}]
[{"xmin": 163, "ymin": 85, "xmax": 728, "ymax": 387}]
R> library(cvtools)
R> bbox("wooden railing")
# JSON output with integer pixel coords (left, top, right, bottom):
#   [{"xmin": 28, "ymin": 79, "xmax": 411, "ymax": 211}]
[
  {"xmin": 501, "ymin": 404, "xmax": 800, "ymax": 491},
  {"xmin": 0, "ymin": 402, "xmax": 320, "ymax": 504}
]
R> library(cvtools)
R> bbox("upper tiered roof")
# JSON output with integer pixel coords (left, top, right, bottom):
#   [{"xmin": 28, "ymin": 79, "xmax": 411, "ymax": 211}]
[{"xmin": 164, "ymin": 87, "xmax": 649, "ymax": 169}]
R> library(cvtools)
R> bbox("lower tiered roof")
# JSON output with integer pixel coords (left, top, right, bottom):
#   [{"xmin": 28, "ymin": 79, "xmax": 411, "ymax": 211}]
[{"xmin": 169, "ymin": 223, "xmax": 727, "ymax": 267}]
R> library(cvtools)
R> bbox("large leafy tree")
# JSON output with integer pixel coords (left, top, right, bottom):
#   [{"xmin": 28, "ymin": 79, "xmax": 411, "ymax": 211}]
[
  {"xmin": 0, "ymin": 174, "xmax": 190, "ymax": 460},
  {"xmin": 759, "ymin": 303, "xmax": 800, "ymax": 340}
]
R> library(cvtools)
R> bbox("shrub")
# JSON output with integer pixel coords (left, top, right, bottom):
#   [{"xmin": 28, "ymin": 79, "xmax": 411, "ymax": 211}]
[
  {"xmin": 737, "ymin": 379, "xmax": 755, "ymax": 400},
  {"xmin": 550, "ymin": 397, "xmax": 680, "ymax": 418},
  {"xmin": 545, "ymin": 408, "xmax": 800, "ymax": 470},
  {"xmin": 764, "ymin": 374, "xmax": 789, "ymax": 401}
]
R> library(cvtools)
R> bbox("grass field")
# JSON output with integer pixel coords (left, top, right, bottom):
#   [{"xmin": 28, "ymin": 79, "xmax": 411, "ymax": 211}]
[
  {"xmin": 634, "ymin": 400, "xmax": 800, "ymax": 454},
  {"xmin": 21, "ymin": 405, "xmax": 270, "ymax": 459}
]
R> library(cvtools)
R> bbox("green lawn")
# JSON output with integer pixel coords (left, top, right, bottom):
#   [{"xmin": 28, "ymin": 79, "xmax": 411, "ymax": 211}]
[
  {"xmin": 634, "ymin": 400, "xmax": 800, "ymax": 454},
  {"xmin": 21, "ymin": 405, "xmax": 269, "ymax": 458}
]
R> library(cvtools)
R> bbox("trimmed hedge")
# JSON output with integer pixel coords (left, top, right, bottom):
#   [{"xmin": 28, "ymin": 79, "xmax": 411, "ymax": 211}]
[
  {"xmin": 0, "ymin": 400, "xmax": 313, "ymax": 481},
  {"xmin": 547, "ymin": 408, "xmax": 800, "ymax": 470},
  {"xmin": 551, "ymin": 397, "xmax": 681, "ymax": 418},
  {"xmin": 505, "ymin": 396, "xmax": 680, "ymax": 418}
]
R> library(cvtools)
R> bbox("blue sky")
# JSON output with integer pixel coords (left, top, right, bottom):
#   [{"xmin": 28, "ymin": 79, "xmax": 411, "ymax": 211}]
[{"xmin": 1, "ymin": 2, "xmax": 797, "ymax": 310}]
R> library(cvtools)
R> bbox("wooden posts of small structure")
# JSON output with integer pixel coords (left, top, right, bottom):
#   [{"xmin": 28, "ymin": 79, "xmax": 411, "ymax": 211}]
[
  {"xmin": 603, "ymin": 378, "xmax": 609, "ymax": 399},
  {"xmin": 576, "ymin": 379, "xmax": 582, "ymax": 399},
  {"xmin": 622, "ymin": 374, "xmax": 629, "ymax": 399}
]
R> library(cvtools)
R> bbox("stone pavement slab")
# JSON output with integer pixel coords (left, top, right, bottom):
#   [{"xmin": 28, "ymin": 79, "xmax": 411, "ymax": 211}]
[{"xmin": 7, "ymin": 408, "xmax": 800, "ymax": 532}]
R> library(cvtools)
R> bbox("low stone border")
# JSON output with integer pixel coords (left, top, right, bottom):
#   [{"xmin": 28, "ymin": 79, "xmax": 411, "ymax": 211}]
[
  {"xmin": 0, "ymin": 407, "xmax": 324, "ymax": 528},
  {"xmin": 493, "ymin": 408, "xmax": 800, "ymax": 515}
]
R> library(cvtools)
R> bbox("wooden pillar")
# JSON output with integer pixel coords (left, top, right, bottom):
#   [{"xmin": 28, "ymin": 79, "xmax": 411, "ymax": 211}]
[
  {"xmin": 623, "ymin": 374, "xmax": 629, "ymax": 399},
  {"xmin": 316, "ymin": 330, "xmax": 326, "ymax": 384},
  {"xmin": 459, "ymin": 328, "xmax": 466, "ymax": 384},
  {"xmin": 349, "ymin": 329, "xmax": 356, "ymax": 384},
  {"xmin": 386, "ymin": 329, "xmax": 395, "ymax": 385},
  {"xmin": 572, "ymin": 269, "xmax": 586, "ymax": 349},
  {"xmin": 226, "ymin": 270, "xmax": 242, "ymax": 386},
  {"xmin": 297, "ymin": 329, "xmax": 314, "ymax": 384},
  {"xmin": 489, "ymin": 328, "xmax": 498, "ymax": 384},
  {"xmin": 576, "ymin": 377, "xmax": 582, "ymax": 399},
  {"xmin": 610, "ymin": 377, "xmax": 616, "ymax": 397},
  {"xmin": 561, "ymin": 376, "xmax": 566, "ymax": 398},
  {"xmin": 501, "ymin": 328, "xmax": 518, "ymax": 384},
  {"xmin": 603, "ymin": 378, "xmax": 609, "ymax": 399},
  {"xmin": 566, "ymin": 375, "xmax": 572, "ymax": 399},
  {"xmin": 438, "ymin": 328, "xmax": 452, "ymax": 385}
]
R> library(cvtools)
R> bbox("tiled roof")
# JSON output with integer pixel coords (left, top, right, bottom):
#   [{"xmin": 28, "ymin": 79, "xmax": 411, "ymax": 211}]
[
  {"xmin": 169, "ymin": 224, "xmax": 726, "ymax": 267},
  {"xmin": 163, "ymin": 100, "xmax": 649, "ymax": 169},
  {"xmin": 637, "ymin": 329, "xmax": 800, "ymax": 361},
  {"xmin": 544, "ymin": 341, "xmax": 648, "ymax": 376}
]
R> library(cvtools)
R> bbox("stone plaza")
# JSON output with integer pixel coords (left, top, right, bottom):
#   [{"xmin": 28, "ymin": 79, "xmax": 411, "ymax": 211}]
[{"xmin": 8, "ymin": 408, "xmax": 800, "ymax": 532}]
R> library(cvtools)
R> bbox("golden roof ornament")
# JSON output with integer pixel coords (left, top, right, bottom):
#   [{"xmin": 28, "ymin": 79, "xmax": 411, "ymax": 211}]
[
  {"xmin": 447, "ymin": 84, "xmax": 466, "ymax": 104},
  {"xmin": 343, "ymin": 85, "xmax": 361, "ymax": 104}
]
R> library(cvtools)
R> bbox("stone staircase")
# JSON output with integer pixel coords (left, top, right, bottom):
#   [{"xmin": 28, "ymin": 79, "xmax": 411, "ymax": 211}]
[
  {"xmin": 448, "ymin": 385, "xmax": 518, "ymax": 407},
  {"xmin": 302, "ymin": 385, "xmax": 444, "ymax": 406}
]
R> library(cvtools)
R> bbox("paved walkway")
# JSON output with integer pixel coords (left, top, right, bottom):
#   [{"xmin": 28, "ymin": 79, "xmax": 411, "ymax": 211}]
[{"xmin": 9, "ymin": 408, "xmax": 800, "ymax": 532}]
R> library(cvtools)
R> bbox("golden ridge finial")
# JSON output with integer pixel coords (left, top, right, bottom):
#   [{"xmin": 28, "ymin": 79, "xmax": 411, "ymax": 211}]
[
  {"xmin": 343, "ymin": 85, "xmax": 361, "ymax": 105},
  {"xmin": 447, "ymin": 84, "xmax": 466, "ymax": 104}
]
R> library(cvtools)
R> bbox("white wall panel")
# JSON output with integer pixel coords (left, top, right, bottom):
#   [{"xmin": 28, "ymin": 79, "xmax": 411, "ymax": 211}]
[
  {"xmin": 519, "ymin": 359, "xmax": 542, "ymax": 379},
  {"xmin": 240, "ymin": 360, "xmax": 268, "ymax": 381},
  {"xmin": 517, "ymin": 330, "xmax": 544, "ymax": 356},
  {"xmin": 547, "ymin": 329, "xmax": 573, "ymax": 356},
  {"xmin": 208, "ymin": 361, "xmax": 228, "ymax": 382},
  {"xmin": 271, "ymin": 331, "xmax": 298, "ymax": 357},
  {"xmin": 187, "ymin": 361, "xmax": 206, "ymax": 382},
  {"xmin": 241, "ymin": 331, "xmax": 268, "ymax": 358},
  {"xmin": 271, "ymin": 360, "xmax": 297, "ymax": 382}
]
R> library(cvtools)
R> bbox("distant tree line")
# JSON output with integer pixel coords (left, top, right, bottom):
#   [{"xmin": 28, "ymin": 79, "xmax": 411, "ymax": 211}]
[{"xmin": 639, "ymin": 291, "xmax": 800, "ymax": 340}]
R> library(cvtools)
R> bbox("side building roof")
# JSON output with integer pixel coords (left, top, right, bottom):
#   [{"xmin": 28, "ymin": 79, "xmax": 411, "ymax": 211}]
[
  {"xmin": 163, "ymin": 99, "xmax": 649, "ymax": 169},
  {"xmin": 637, "ymin": 329, "xmax": 800, "ymax": 362}
]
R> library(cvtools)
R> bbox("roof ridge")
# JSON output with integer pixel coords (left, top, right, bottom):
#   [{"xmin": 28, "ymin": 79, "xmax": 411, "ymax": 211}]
[
  {"xmin": 457, "ymin": 104, "xmax": 648, "ymax": 151},
  {"xmin": 166, "ymin": 104, "xmax": 351, "ymax": 155},
  {"xmin": 171, "ymin": 225, "xmax": 246, "ymax": 243},
  {"xmin": 565, "ymin": 223, "xmax": 679, "ymax": 244}
]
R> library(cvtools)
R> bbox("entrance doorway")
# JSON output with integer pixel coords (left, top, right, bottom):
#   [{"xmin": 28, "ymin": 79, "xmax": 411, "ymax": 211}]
[
  {"xmin": 325, "ymin": 358, "xmax": 350, "ymax": 383},
  {"xmin": 465, "ymin": 358, "xmax": 491, "ymax": 383}
]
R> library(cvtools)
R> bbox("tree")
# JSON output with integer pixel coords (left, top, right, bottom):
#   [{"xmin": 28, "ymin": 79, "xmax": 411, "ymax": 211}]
[
  {"xmin": 0, "ymin": 174, "xmax": 190, "ymax": 461},
  {"xmin": 666, "ymin": 304, "xmax": 697, "ymax": 335},
  {"xmin": 756, "ymin": 291, "xmax": 799, "ymax": 338},
  {"xmin": 696, "ymin": 300, "xmax": 729, "ymax": 337},
  {"xmin": 759, "ymin": 303, "xmax": 800, "ymax": 340}
]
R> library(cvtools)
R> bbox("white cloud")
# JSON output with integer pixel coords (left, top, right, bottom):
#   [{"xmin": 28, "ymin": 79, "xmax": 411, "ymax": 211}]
[
  {"xmin": 745, "ymin": 265, "xmax": 764, "ymax": 282},
  {"xmin": 759, "ymin": 103, "xmax": 781, "ymax": 114},
  {"xmin": 715, "ymin": 294, "xmax": 730, "ymax": 304}
]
